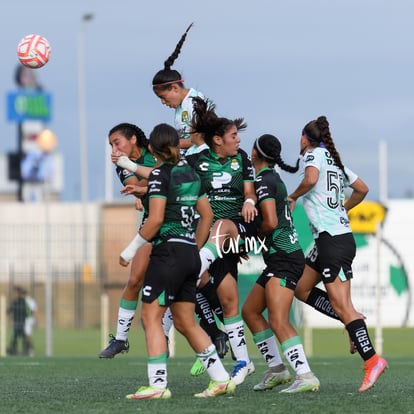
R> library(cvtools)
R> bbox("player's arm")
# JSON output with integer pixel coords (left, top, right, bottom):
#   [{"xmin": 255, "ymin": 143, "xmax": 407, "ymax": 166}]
[
  {"xmin": 344, "ymin": 177, "xmax": 369, "ymax": 212},
  {"xmin": 195, "ymin": 195, "xmax": 213, "ymax": 249},
  {"xmin": 116, "ymin": 156, "xmax": 153, "ymax": 179},
  {"xmin": 241, "ymin": 181, "xmax": 258, "ymax": 223},
  {"xmin": 119, "ymin": 196, "xmax": 166, "ymax": 266},
  {"xmin": 179, "ymin": 138, "xmax": 193, "ymax": 149},
  {"xmin": 288, "ymin": 165, "xmax": 319, "ymax": 210},
  {"xmin": 257, "ymin": 199, "xmax": 278, "ymax": 238}
]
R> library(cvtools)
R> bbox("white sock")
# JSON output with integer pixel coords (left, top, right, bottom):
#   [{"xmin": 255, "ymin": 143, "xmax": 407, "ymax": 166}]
[
  {"xmin": 197, "ymin": 344, "xmax": 229, "ymax": 382},
  {"xmin": 253, "ymin": 329, "xmax": 284, "ymax": 368},
  {"xmin": 147, "ymin": 354, "xmax": 168, "ymax": 388},
  {"xmin": 116, "ymin": 307, "xmax": 135, "ymax": 341},
  {"xmin": 281, "ymin": 336, "xmax": 311, "ymax": 376},
  {"xmin": 224, "ymin": 315, "xmax": 250, "ymax": 362},
  {"xmin": 198, "ymin": 243, "xmax": 217, "ymax": 278}
]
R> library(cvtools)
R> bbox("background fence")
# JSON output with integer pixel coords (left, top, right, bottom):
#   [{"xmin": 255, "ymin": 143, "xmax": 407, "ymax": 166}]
[{"xmin": 0, "ymin": 199, "xmax": 413, "ymax": 356}]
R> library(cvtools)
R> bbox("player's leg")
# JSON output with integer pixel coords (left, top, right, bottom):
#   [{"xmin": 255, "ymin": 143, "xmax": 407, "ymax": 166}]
[
  {"xmin": 216, "ymin": 271, "xmax": 255, "ymax": 385},
  {"xmin": 242, "ymin": 280, "xmax": 290, "ymax": 391},
  {"xmin": 99, "ymin": 242, "xmax": 151, "ymax": 358},
  {"xmin": 172, "ymin": 300, "xmax": 235, "ymax": 398},
  {"xmin": 126, "ymin": 300, "xmax": 171, "ymax": 400},
  {"xmin": 264, "ymin": 278, "xmax": 319, "ymax": 394}
]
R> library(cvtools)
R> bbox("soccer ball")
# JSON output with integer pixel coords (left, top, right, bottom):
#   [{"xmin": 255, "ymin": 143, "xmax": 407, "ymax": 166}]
[{"xmin": 17, "ymin": 34, "xmax": 51, "ymax": 69}]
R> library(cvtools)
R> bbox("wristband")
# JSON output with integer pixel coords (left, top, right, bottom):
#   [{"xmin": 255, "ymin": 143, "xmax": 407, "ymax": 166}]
[
  {"xmin": 120, "ymin": 232, "xmax": 148, "ymax": 262},
  {"xmin": 244, "ymin": 198, "xmax": 256, "ymax": 206},
  {"xmin": 117, "ymin": 156, "xmax": 138, "ymax": 173}
]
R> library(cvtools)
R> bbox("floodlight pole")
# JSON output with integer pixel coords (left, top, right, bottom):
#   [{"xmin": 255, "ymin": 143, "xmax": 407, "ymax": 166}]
[
  {"xmin": 38, "ymin": 129, "xmax": 58, "ymax": 357},
  {"xmin": 77, "ymin": 14, "xmax": 94, "ymax": 317},
  {"xmin": 375, "ymin": 140, "xmax": 387, "ymax": 355},
  {"xmin": 78, "ymin": 13, "xmax": 93, "ymax": 206}
]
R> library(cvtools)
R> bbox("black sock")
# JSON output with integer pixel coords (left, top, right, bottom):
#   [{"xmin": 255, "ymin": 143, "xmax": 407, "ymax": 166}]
[
  {"xmin": 198, "ymin": 282, "xmax": 224, "ymax": 324},
  {"xmin": 306, "ymin": 287, "xmax": 341, "ymax": 321},
  {"xmin": 346, "ymin": 319, "xmax": 376, "ymax": 361},
  {"xmin": 195, "ymin": 291, "xmax": 222, "ymax": 340}
]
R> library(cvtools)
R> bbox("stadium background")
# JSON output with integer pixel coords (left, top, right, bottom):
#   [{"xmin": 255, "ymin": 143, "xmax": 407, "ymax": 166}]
[{"xmin": 0, "ymin": 198, "xmax": 412, "ymax": 356}]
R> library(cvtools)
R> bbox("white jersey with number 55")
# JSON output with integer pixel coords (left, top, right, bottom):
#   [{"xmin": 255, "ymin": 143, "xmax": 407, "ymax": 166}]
[{"xmin": 300, "ymin": 146, "xmax": 358, "ymax": 238}]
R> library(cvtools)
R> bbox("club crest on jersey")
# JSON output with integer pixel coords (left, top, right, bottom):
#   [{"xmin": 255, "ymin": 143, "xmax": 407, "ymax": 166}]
[
  {"xmin": 230, "ymin": 159, "xmax": 240, "ymax": 170},
  {"xmin": 181, "ymin": 110, "xmax": 190, "ymax": 123}
]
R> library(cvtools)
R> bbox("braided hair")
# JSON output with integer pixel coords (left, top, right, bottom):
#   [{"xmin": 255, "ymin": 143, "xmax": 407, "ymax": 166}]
[
  {"xmin": 190, "ymin": 96, "xmax": 247, "ymax": 148},
  {"xmin": 152, "ymin": 23, "xmax": 194, "ymax": 90},
  {"xmin": 254, "ymin": 134, "xmax": 299, "ymax": 173},
  {"xmin": 303, "ymin": 116, "xmax": 348, "ymax": 180},
  {"xmin": 108, "ymin": 123, "xmax": 148, "ymax": 148}
]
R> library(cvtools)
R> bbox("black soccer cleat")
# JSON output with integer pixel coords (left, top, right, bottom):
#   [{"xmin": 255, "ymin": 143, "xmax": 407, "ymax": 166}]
[
  {"xmin": 213, "ymin": 332, "xmax": 229, "ymax": 359},
  {"xmin": 98, "ymin": 334, "xmax": 129, "ymax": 358}
]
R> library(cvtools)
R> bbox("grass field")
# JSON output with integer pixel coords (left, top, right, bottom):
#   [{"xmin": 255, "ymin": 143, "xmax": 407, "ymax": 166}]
[
  {"xmin": 1, "ymin": 355, "xmax": 412, "ymax": 414},
  {"xmin": 1, "ymin": 328, "xmax": 413, "ymax": 413}
]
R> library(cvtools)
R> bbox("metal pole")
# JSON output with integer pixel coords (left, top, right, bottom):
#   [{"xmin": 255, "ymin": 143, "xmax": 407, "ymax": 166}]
[
  {"xmin": 44, "ymin": 178, "xmax": 53, "ymax": 356},
  {"xmin": 379, "ymin": 140, "xmax": 388, "ymax": 205},
  {"xmin": 37, "ymin": 129, "xmax": 57, "ymax": 356},
  {"xmin": 375, "ymin": 222, "xmax": 383, "ymax": 355},
  {"xmin": 78, "ymin": 13, "xmax": 93, "ymax": 205},
  {"xmin": 375, "ymin": 140, "xmax": 387, "ymax": 354},
  {"xmin": 105, "ymin": 141, "xmax": 113, "ymax": 202},
  {"xmin": 77, "ymin": 14, "xmax": 94, "ymax": 311}
]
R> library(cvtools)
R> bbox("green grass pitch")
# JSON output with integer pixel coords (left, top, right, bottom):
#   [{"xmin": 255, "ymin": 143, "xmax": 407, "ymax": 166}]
[{"xmin": 1, "ymin": 328, "xmax": 413, "ymax": 413}]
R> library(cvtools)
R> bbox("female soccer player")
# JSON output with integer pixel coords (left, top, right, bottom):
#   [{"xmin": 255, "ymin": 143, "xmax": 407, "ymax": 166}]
[
  {"xmin": 152, "ymin": 23, "xmax": 205, "ymax": 155},
  {"xmin": 120, "ymin": 123, "xmax": 235, "ymax": 399},
  {"xmin": 187, "ymin": 97, "xmax": 258, "ymax": 385},
  {"xmin": 288, "ymin": 116, "xmax": 388, "ymax": 392},
  {"xmin": 152, "ymin": 24, "xmax": 228, "ymax": 362},
  {"xmin": 242, "ymin": 134, "xmax": 320, "ymax": 393},
  {"xmin": 99, "ymin": 123, "xmax": 157, "ymax": 358}
]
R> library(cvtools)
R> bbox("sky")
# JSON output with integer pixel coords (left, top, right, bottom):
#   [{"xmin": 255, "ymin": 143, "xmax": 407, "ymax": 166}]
[{"xmin": 1, "ymin": 0, "xmax": 413, "ymax": 202}]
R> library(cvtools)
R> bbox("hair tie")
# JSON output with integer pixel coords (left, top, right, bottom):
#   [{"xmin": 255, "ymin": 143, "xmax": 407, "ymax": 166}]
[
  {"xmin": 255, "ymin": 137, "xmax": 275, "ymax": 161},
  {"xmin": 152, "ymin": 78, "xmax": 185, "ymax": 87}
]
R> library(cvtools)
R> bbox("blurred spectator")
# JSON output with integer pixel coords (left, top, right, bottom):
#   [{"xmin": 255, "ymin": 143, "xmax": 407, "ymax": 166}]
[{"xmin": 7, "ymin": 287, "xmax": 30, "ymax": 355}]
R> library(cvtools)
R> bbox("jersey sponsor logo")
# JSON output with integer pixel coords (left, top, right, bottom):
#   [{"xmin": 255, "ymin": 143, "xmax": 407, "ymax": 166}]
[{"xmin": 211, "ymin": 172, "xmax": 232, "ymax": 189}]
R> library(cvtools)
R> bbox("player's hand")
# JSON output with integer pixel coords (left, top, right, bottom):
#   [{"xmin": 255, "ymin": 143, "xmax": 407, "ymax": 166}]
[
  {"xmin": 135, "ymin": 198, "xmax": 144, "ymax": 211},
  {"xmin": 287, "ymin": 196, "xmax": 296, "ymax": 212},
  {"xmin": 120, "ymin": 184, "xmax": 147, "ymax": 198},
  {"xmin": 111, "ymin": 150, "xmax": 128, "ymax": 164},
  {"xmin": 241, "ymin": 201, "xmax": 258, "ymax": 223},
  {"xmin": 119, "ymin": 256, "xmax": 130, "ymax": 267}
]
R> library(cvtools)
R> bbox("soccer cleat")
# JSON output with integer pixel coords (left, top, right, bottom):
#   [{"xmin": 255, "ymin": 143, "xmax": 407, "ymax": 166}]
[
  {"xmin": 349, "ymin": 337, "xmax": 357, "ymax": 354},
  {"xmin": 190, "ymin": 358, "xmax": 206, "ymax": 376},
  {"xmin": 253, "ymin": 367, "xmax": 292, "ymax": 391},
  {"xmin": 165, "ymin": 335, "xmax": 170, "ymax": 358},
  {"xmin": 213, "ymin": 332, "xmax": 229, "ymax": 359},
  {"xmin": 279, "ymin": 373, "xmax": 320, "ymax": 393},
  {"xmin": 126, "ymin": 386, "xmax": 171, "ymax": 400},
  {"xmin": 358, "ymin": 356, "xmax": 388, "ymax": 392},
  {"xmin": 194, "ymin": 379, "xmax": 236, "ymax": 398},
  {"xmin": 98, "ymin": 334, "xmax": 129, "ymax": 358},
  {"xmin": 231, "ymin": 360, "xmax": 255, "ymax": 385}
]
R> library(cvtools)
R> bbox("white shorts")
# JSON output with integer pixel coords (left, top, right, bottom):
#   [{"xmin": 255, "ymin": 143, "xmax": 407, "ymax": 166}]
[{"xmin": 24, "ymin": 316, "xmax": 36, "ymax": 336}]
